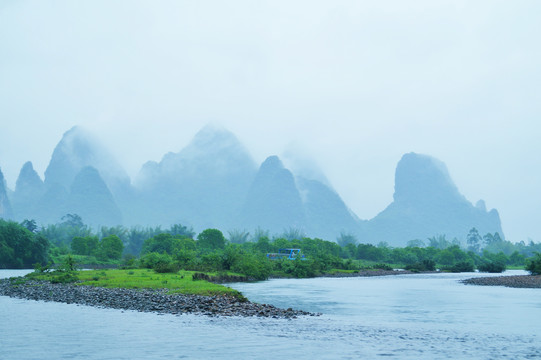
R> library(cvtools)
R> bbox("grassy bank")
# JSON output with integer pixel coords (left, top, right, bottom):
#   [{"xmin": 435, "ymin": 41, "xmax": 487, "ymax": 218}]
[{"xmin": 26, "ymin": 269, "xmax": 244, "ymax": 299}]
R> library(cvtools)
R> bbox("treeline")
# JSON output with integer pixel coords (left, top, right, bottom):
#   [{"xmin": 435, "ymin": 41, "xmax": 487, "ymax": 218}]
[
  {"xmin": 0, "ymin": 219, "xmax": 49, "ymax": 268},
  {"xmin": 2, "ymin": 215, "xmax": 541, "ymax": 279}
]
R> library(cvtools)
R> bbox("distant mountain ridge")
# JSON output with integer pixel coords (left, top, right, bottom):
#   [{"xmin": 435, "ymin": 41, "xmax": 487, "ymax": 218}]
[
  {"xmin": 362, "ymin": 153, "xmax": 503, "ymax": 246},
  {"xmin": 0, "ymin": 168, "xmax": 13, "ymax": 220},
  {"xmin": 1, "ymin": 126, "xmax": 504, "ymax": 245}
]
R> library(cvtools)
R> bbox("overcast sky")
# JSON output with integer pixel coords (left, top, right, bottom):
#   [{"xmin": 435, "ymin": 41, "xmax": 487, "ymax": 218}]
[{"xmin": 1, "ymin": 0, "xmax": 540, "ymax": 242}]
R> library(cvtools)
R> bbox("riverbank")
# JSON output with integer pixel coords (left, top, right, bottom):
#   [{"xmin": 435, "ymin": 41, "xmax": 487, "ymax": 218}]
[
  {"xmin": 462, "ymin": 274, "xmax": 541, "ymax": 288},
  {"xmin": 0, "ymin": 277, "xmax": 316, "ymax": 318},
  {"xmin": 320, "ymin": 269, "xmax": 424, "ymax": 277}
]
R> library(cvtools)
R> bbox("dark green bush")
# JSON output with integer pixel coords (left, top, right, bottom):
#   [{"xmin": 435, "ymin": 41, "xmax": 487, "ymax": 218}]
[
  {"xmin": 442, "ymin": 261, "xmax": 475, "ymax": 273},
  {"xmin": 405, "ymin": 259, "xmax": 436, "ymax": 272},
  {"xmin": 153, "ymin": 262, "xmax": 180, "ymax": 274},
  {"xmin": 372, "ymin": 263, "xmax": 393, "ymax": 271},
  {"xmin": 478, "ymin": 261, "xmax": 506, "ymax": 273},
  {"xmin": 50, "ymin": 272, "xmax": 79, "ymax": 284},
  {"xmin": 526, "ymin": 253, "xmax": 541, "ymax": 275},
  {"xmin": 231, "ymin": 253, "xmax": 271, "ymax": 280},
  {"xmin": 277, "ymin": 258, "xmax": 316, "ymax": 278}
]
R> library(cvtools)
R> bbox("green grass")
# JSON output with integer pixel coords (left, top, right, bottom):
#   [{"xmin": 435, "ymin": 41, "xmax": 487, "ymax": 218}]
[
  {"xmin": 506, "ymin": 265, "xmax": 526, "ymax": 270},
  {"xmin": 27, "ymin": 269, "xmax": 245, "ymax": 299}
]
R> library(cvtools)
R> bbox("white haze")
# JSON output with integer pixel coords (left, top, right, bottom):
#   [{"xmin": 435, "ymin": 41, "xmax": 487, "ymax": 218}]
[{"xmin": 0, "ymin": 1, "xmax": 540, "ymax": 242}]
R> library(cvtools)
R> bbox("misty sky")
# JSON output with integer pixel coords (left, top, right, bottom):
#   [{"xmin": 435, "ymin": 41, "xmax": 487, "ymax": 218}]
[{"xmin": 1, "ymin": 1, "xmax": 540, "ymax": 242}]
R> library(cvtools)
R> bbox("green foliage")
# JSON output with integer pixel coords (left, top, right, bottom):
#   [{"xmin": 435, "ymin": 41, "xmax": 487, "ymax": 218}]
[
  {"xmin": 27, "ymin": 269, "xmax": 244, "ymax": 298},
  {"xmin": 98, "ymin": 235, "xmax": 124, "ymax": 260},
  {"xmin": 526, "ymin": 253, "xmax": 541, "ymax": 275},
  {"xmin": 405, "ymin": 259, "xmax": 436, "ymax": 272},
  {"xmin": 49, "ymin": 271, "xmax": 79, "ymax": 284},
  {"xmin": 280, "ymin": 227, "xmax": 306, "ymax": 241},
  {"xmin": 436, "ymin": 245, "xmax": 470, "ymax": 266},
  {"xmin": 20, "ymin": 219, "xmax": 38, "ymax": 233},
  {"xmin": 167, "ymin": 223, "xmax": 195, "ymax": 238},
  {"xmin": 0, "ymin": 219, "xmax": 50, "ymax": 268},
  {"xmin": 276, "ymin": 257, "xmax": 316, "ymax": 278},
  {"xmin": 477, "ymin": 261, "xmax": 506, "ymax": 273},
  {"xmin": 197, "ymin": 229, "xmax": 226, "ymax": 252},
  {"xmin": 139, "ymin": 252, "xmax": 174, "ymax": 270},
  {"xmin": 230, "ymin": 252, "xmax": 272, "ymax": 280},
  {"xmin": 153, "ymin": 262, "xmax": 180, "ymax": 273},
  {"xmin": 142, "ymin": 233, "xmax": 177, "ymax": 255},
  {"xmin": 441, "ymin": 261, "xmax": 475, "ymax": 273},
  {"xmin": 227, "ymin": 229, "xmax": 250, "ymax": 244},
  {"xmin": 40, "ymin": 214, "xmax": 92, "ymax": 247},
  {"xmin": 70, "ymin": 235, "xmax": 99, "ymax": 256},
  {"xmin": 61, "ymin": 253, "xmax": 77, "ymax": 272},
  {"xmin": 337, "ymin": 232, "xmax": 357, "ymax": 247},
  {"xmin": 372, "ymin": 263, "xmax": 393, "ymax": 271},
  {"xmin": 467, "ymin": 228, "xmax": 482, "ymax": 253},
  {"xmin": 121, "ymin": 254, "xmax": 137, "ymax": 269},
  {"xmin": 508, "ymin": 251, "xmax": 526, "ymax": 266}
]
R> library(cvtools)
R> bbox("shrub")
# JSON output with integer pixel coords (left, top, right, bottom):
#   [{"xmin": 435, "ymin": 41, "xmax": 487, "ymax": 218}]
[
  {"xmin": 277, "ymin": 258, "xmax": 316, "ymax": 278},
  {"xmin": 231, "ymin": 253, "xmax": 272, "ymax": 281},
  {"xmin": 50, "ymin": 272, "xmax": 79, "ymax": 284},
  {"xmin": 153, "ymin": 262, "xmax": 180, "ymax": 274},
  {"xmin": 372, "ymin": 263, "xmax": 393, "ymax": 271},
  {"xmin": 526, "ymin": 253, "xmax": 541, "ymax": 275},
  {"xmin": 478, "ymin": 261, "xmax": 506, "ymax": 273},
  {"xmin": 405, "ymin": 259, "xmax": 436, "ymax": 272},
  {"xmin": 441, "ymin": 261, "xmax": 474, "ymax": 273},
  {"xmin": 139, "ymin": 252, "xmax": 173, "ymax": 269}
]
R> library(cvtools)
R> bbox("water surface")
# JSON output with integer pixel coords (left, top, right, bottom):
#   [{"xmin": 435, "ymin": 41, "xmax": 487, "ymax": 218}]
[{"xmin": 1, "ymin": 270, "xmax": 539, "ymax": 359}]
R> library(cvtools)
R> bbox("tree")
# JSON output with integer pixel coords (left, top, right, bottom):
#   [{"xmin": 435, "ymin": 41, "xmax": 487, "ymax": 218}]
[
  {"xmin": 427, "ymin": 235, "xmax": 451, "ymax": 249},
  {"xmin": 251, "ymin": 227, "xmax": 269, "ymax": 242},
  {"xmin": 407, "ymin": 239, "xmax": 426, "ymax": 248},
  {"xmin": 467, "ymin": 228, "xmax": 482, "ymax": 253},
  {"xmin": 98, "ymin": 235, "xmax": 124, "ymax": 260},
  {"xmin": 337, "ymin": 232, "xmax": 357, "ymax": 247},
  {"xmin": 526, "ymin": 253, "xmax": 541, "ymax": 275},
  {"xmin": 20, "ymin": 219, "xmax": 38, "ymax": 233},
  {"xmin": 142, "ymin": 233, "xmax": 176, "ymax": 255},
  {"xmin": 227, "ymin": 229, "xmax": 250, "ymax": 244},
  {"xmin": 61, "ymin": 214, "xmax": 84, "ymax": 228},
  {"xmin": 71, "ymin": 236, "xmax": 99, "ymax": 256},
  {"xmin": 168, "ymin": 223, "xmax": 195, "ymax": 238},
  {"xmin": 0, "ymin": 219, "xmax": 50, "ymax": 268},
  {"xmin": 281, "ymin": 227, "xmax": 305, "ymax": 241},
  {"xmin": 197, "ymin": 229, "xmax": 226, "ymax": 251}
]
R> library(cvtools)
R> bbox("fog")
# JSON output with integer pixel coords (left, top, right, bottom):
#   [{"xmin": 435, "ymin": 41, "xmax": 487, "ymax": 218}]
[{"xmin": 1, "ymin": 1, "xmax": 540, "ymax": 241}]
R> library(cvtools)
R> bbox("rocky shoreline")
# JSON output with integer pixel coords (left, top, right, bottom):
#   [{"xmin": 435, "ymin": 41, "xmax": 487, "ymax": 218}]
[
  {"xmin": 462, "ymin": 275, "xmax": 541, "ymax": 288},
  {"xmin": 0, "ymin": 278, "xmax": 317, "ymax": 318},
  {"xmin": 321, "ymin": 269, "xmax": 412, "ymax": 277}
]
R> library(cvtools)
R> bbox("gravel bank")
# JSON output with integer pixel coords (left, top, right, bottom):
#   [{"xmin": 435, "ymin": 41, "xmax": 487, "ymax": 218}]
[
  {"xmin": 0, "ymin": 278, "xmax": 317, "ymax": 318},
  {"xmin": 462, "ymin": 275, "xmax": 541, "ymax": 289},
  {"xmin": 320, "ymin": 269, "xmax": 438, "ymax": 278}
]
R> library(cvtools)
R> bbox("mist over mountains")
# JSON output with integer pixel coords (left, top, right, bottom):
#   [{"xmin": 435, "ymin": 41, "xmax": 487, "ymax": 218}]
[{"xmin": 0, "ymin": 125, "xmax": 503, "ymax": 246}]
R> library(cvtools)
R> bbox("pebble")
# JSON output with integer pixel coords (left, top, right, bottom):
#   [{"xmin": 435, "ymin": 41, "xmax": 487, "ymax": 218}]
[
  {"xmin": 0, "ymin": 278, "xmax": 317, "ymax": 319},
  {"xmin": 462, "ymin": 275, "xmax": 541, "ymax": 288}
]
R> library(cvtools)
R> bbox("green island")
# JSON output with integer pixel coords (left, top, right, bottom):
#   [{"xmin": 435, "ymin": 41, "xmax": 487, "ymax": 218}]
[{"xmin": 25, "ymin": 268, "xmax": 245, "ymax": 299}]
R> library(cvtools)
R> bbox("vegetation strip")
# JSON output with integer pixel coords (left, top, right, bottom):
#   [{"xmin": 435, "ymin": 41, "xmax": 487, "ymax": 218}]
[
  {"xmin": 461, "ymin": 275, "xmax": 541, "ymax": 289},
  {"xmin": 0, "ymin": 276, "xmax": 315, "ymax": 318}
]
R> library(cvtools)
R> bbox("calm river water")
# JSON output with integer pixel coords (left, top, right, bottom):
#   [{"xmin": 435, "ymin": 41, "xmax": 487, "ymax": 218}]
[{"xmin": 1, "ymin": 270, "xmax": 540, "ymax": 359}]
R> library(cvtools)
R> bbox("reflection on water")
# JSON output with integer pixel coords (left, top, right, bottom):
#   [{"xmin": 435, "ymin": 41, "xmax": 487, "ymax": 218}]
[{"xmin": 1, "ymin": 270, "xmax": 540, "ymax": 359}]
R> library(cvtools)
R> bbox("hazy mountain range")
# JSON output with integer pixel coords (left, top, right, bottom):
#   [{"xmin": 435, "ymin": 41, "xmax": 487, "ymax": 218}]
[{"xmin": 0, "ymin": 125, "xmax": 503, "ymax": 246}]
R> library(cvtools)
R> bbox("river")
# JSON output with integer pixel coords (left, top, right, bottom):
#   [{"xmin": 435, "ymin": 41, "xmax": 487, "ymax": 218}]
[{"xmin": 1, "ymin": 270, "xmax": 540, "ymax": 359}]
